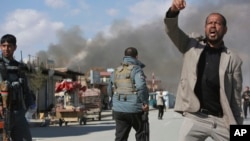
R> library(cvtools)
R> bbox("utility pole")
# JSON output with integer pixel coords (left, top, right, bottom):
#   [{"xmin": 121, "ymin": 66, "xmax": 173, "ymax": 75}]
[{"xmin": 20, "ymin": 50, "xmax": 23, "ymax": 63}]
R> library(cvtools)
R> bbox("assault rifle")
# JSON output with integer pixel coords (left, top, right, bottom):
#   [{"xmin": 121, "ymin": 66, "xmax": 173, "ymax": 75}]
[
  {"xmin": 142, "ymin": 112, "xmax": 150, "ymax": 141},
  {"xmin": 0, "ymin": 81, "xmax": 12, "ymax": 141},
  {"xmin": 0, "ymin": 59, "xmax": 29, "ymax": 141}
]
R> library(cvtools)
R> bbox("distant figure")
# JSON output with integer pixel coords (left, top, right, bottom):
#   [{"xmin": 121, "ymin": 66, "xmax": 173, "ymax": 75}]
[
  {"xmin": 47, "ymin": 103, "xmax": 55, "ymax": 117},
  {"xmin": 157, "ymin": 90, "xmax": 165, "ymax": 119},
  {"xmin": 107, "ymin": 47, "xmax": 149, "ymax": 141},
  {"xmin": 164, "ymin": 0, "xmax": 243, "ymax": 140},
  {"xmin": 242, "ymin": 86, "xmax": 250, "ymax": 118}
]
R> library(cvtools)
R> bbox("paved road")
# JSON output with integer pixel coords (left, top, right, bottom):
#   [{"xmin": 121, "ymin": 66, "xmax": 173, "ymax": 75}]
[{"xmin": 30, "ymin": 109, "xmax": 250, "ymax": 141}]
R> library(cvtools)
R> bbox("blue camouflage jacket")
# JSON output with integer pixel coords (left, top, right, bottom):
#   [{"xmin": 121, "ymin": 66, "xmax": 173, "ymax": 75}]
[{"xmin": 107, "ymin": 56, "xmax": 149, "ymax": 113}]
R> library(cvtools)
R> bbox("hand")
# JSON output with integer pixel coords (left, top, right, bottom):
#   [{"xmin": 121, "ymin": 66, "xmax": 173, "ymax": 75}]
[
  {"xmin": 171, "ymin": 0, "xmax": 186, "ymax": 12},
  {"xmin": 142, "ymin": 104, "xmax": 149, "ymax": 112},
  {"xmin": 11, "ymin": 81, "xmax": 20, "ymax": 89}
]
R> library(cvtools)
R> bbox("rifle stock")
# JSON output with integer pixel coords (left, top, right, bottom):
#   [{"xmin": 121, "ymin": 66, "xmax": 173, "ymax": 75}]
[
  {"xmin": 2, "ymin": 108, "xmax": 11, "ymax": 141},
  {"xmin": 142, "ymin": 112, "xmax": 150, "ymax": 141}
]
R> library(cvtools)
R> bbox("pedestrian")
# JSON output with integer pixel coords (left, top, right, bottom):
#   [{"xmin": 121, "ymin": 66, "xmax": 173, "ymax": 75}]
[
  {"xmin": 164, "ymin": 0, "xmax": 243, "ymax": 141},
  {"xmin": 242, "ymin": 86, "xmax": 250, "ymax": 118},
  {"xmin": 0, "ymin": 34, "xmax": 35, "ymax": 141},
  {"xmin": 107, "ymin": 47, "xmax": 149, "ymax": 141},
  {"xmin": 157, "ymin": 90, "xmax": 165, "ymax": 120}
]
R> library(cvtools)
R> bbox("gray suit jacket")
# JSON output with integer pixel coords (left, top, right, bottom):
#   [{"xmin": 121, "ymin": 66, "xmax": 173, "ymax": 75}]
[{"xmin": 164, "ymin": 15, "xmax": 243, "ymax": 128}]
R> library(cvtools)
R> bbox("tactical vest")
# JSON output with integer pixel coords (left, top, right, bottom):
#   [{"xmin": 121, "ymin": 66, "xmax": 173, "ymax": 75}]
[
  {"xmin": 0, "ymin": 57, "xmax": 27, "ymax": 111},
  {"xmin": 113, "ymin": 63, "xmax": 136, "ymax": 95}
]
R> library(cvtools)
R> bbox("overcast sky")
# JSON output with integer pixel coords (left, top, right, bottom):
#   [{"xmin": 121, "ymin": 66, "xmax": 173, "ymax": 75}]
[{"xmin": 0, "ymin": 0, "xmax": 249, "ymax": 92}]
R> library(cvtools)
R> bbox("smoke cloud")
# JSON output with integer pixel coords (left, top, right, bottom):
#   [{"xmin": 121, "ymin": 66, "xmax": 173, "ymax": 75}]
[{"xmin": 37, "ymin": 1, "xmax": 250, "ymax": 93}]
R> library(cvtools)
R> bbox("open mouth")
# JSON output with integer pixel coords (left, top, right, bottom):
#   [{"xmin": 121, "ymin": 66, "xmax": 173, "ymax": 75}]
[{"xmin": 209, "ymin": 29, "xmax": 217, "ymax": 37}]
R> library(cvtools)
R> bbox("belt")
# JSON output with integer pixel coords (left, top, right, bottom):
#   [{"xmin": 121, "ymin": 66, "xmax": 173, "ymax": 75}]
[{"xmin": 198, "ymin": 108, "xmax": 223, "ymax": 118}]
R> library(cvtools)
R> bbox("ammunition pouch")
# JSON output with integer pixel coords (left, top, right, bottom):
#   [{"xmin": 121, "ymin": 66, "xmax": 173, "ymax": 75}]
[
  {"xmin": 115, "ymin": 92, "xmax": 137, "ymax": 101},
  {"xmin": 0, "ymin": 81, "xmax": 9, "ymax": 93},
  {"xmin": 0, "ymin": 81, "xmax": 10, "ymax": 108},
  {"xmin": 0, "ymin": 80, "xmax": 25, "ymax": 110}
]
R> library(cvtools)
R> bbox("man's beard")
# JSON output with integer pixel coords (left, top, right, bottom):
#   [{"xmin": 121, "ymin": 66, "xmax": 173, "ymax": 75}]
[{"xmin": 205, "ymin": 35, "xmax": 224, "ymax": 45}]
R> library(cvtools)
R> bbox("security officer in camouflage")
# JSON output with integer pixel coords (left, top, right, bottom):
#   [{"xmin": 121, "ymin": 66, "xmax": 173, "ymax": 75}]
[
  {"xmin": 107, "ymin": 47, "xmax": 149, "ymax": 141},
  {"xmin": 0, "ymin": 34, "xmax": 35, "ymax": 141}
]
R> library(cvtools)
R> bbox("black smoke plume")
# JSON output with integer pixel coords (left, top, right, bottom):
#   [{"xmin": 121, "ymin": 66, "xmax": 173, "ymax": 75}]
[{"xmin": 37, "ymin": 1, "xmax": 250, "ymax": 93}]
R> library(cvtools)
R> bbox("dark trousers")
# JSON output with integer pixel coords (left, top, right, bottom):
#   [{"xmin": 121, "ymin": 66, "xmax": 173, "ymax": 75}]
[
  {"xmin": 243, "ymin": 102, "xmax": 250, "ymax": 118},
  {"xmin": 9, "ymin": 111, "xmax": 32, "ymax": 141},
  {"xmin": 113, "ymin": 111, "xmax": 144, "ymax": 141},
  {"xmin": 157, "ymin": 105, "xmax": 164, "ymax": 119}
]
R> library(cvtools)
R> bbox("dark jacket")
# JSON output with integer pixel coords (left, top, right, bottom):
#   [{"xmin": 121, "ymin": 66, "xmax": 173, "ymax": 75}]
[{"xmin": 0, "ymin": 56, "xmax": 34, "ymax": 111}]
